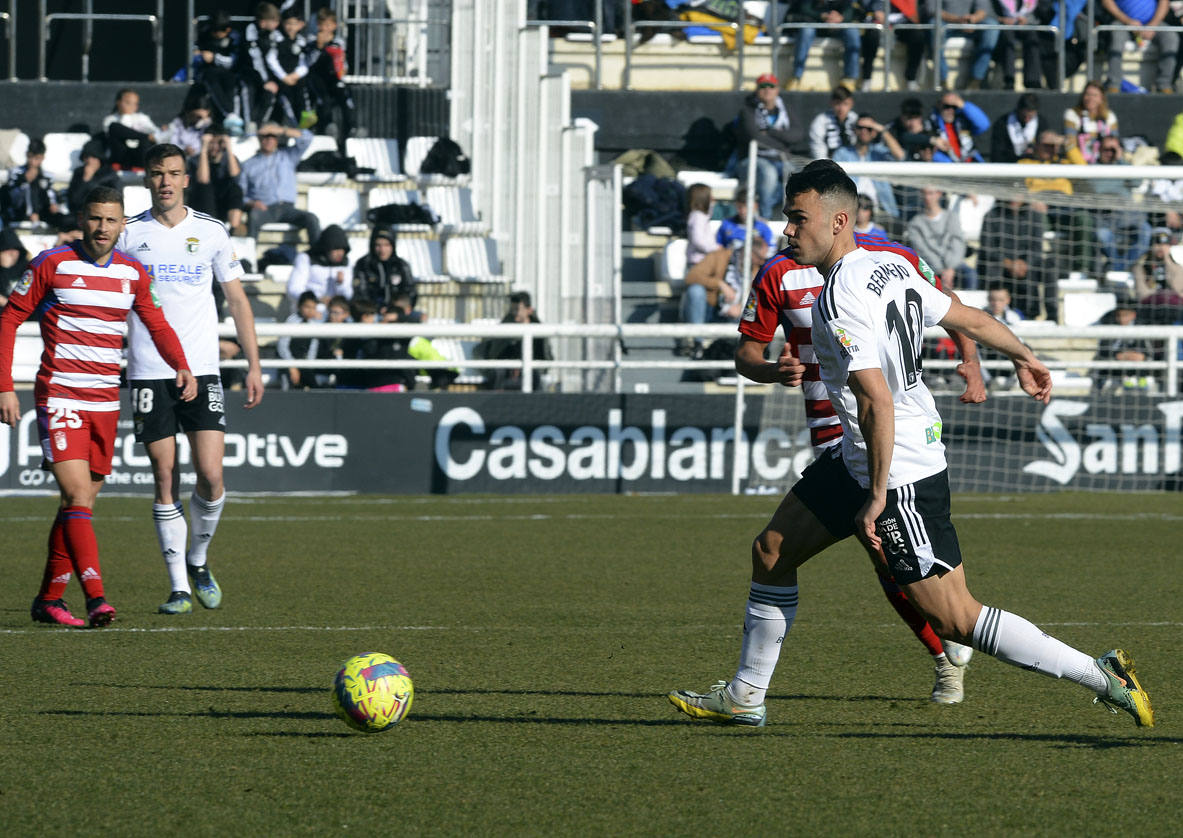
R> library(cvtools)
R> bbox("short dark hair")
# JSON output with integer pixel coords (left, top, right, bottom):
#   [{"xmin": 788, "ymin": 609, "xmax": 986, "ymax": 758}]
[
  {"xmin": 27, "ymin": 138, "xmax": 46, "ymax": 156},
  {"xmin": 210, "ymin": 11, "xmax": 232, "ymax": 31},
  {"xmin": 1017, "ymin": 92, "xmax": 1040, "ymax": 112},
  {"xmin": 297, "ymin": 290, "xmax": 318, "ymax": 307},
  {"xmin": 900, "ymin": 97, "xmax": 924, "ymax": 118},
  {"xmin": 255, "ymin": 2, "xmax": 280, "ymax": 21},
  {"xmin": 144, "ymin": 143, "xmax": 187, "ymax": 171},
  {"xmin": 349, "ymin": 298, "xmax": 378, "ymax": 320},
  {"xmin": 831, "ymin": 85, "xmax": 853, "ymax": 102},
  {"xmin": 786, "ymin": 159, "xmax": 858, "ymax": 212},
  {"xmin": 82, "ymin": 185, "xmax": 124, "ymax": 210},
  {"xmin": 509, "ymin": 290, "xmax": 533, "ymax": 308}
]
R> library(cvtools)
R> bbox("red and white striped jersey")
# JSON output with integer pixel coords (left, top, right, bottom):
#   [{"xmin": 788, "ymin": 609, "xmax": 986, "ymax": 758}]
[
  {"xmin": 738, "ymin": 233, "xmax": 939, "ymax": 455},
  {"xmin": 0, "ymin": 243, "xmax": 188, "ymax": 412}
]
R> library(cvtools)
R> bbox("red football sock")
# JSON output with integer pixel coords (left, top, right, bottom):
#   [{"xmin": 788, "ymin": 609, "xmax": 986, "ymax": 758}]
[
  {"xmin": 878, "ymin": 575, "xmax": 944, "ymax": 657},
  {"xmin": 38, "ymin": 513, "xmax": 74, "ymax": 601},
  {"xmin": 61, "ymin": 506, "xmax": 105, "ymax": 601}
]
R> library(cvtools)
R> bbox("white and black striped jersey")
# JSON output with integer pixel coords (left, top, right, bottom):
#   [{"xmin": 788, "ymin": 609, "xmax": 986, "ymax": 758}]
[
  {"xmin": 118, "ymin": 208, "xmax": 244, "ymax": 380},
  {"xmin": 811, "ymin": 246, "xmax": 952, "ymax": 489}
]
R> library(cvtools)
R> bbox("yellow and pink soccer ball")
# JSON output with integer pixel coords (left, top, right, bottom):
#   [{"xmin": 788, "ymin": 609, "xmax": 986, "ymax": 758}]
[{"xmin": 332, "ymin": 653, "xmax": 414, "ymax": 732}]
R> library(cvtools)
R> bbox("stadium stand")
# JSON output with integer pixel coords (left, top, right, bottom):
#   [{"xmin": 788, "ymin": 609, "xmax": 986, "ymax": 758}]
[{"xmin": 345, "ymin": 137, "xmax": 401, "ymax": 181}]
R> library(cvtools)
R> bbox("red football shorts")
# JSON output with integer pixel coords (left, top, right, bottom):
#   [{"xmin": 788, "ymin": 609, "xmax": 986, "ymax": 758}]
[{"xmin": 36, "ymin": 404, "xmax": 120, "ymax": 475}]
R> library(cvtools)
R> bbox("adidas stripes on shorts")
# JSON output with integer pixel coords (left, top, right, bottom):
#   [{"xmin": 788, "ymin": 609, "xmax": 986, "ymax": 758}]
[{"xmin": 791, "ymin": 445, "xmax": 963, "ymax": 585}]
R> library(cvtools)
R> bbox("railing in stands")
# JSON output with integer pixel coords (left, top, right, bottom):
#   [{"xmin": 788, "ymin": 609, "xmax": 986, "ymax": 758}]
[
  {"xmin": 38, "ymin": 1, "xmax": 164, "ymax": 83},
  {"xmin": 12, "ymin": 321, "xmax": 1181, "ymax": 397},
  {"xmin": 1, "ymin": 0, "xmax": 15, "ymax": 82}
]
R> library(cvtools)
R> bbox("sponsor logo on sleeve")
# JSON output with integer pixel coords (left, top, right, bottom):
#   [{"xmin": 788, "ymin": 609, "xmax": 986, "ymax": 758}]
[
  {"xmin": 741, "ymin": 288, "xmax": 759, "ymax": 322},
  {"xmin": 14, "ymin": 270, "xmax": 33, "ymax": 295}
]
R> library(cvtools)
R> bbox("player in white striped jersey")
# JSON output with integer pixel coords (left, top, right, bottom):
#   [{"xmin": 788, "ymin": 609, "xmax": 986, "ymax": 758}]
[
  {"xmin": 0, "ymin": 186, "xmax": 196, "ymax": 628},
  {"xmin": 118, "ymin": 143, "xmax": 264, "ymax": 616},
  {"xmin": 670, "ymin": 160, "xmax": 1154, "ymax": 728}
]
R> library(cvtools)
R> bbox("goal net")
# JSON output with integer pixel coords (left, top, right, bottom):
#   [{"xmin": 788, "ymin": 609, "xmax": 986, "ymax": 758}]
[{"xmin": 737, "ymin": 159, "xmax": 1183, "ymax": 496}]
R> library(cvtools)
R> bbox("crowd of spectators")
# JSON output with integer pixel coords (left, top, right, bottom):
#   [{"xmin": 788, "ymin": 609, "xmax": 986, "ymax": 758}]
[{"xmin": 532, "ymin": 0, "xmax": 1183, "ymax": 95}]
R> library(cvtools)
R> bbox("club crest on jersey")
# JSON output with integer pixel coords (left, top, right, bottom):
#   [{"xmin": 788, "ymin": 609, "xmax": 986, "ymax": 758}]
[
  {"xmin": 14, "ymin": 269, "xmax": 33, "ymax": 295},
  {"xmin": 185, "ymin": 237, "xmax": 200, "ymax": 253},
  {"xmin": 925, "ymin": 421, "xmax": 943, "ymax": 444},
  {"xmin": 54, "ymin": 431, "xmax": 67, "ymax": 451}
]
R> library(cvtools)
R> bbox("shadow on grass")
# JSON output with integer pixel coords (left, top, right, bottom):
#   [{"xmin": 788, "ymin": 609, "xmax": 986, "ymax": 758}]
[{"xmin": 42, "ymin": 708, "xmax": 334, "ymax": 721}]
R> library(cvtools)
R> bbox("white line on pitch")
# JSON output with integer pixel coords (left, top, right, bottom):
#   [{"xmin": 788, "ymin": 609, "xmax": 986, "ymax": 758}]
[{"xmin": 4, "ymin": 620, "xmax": 1181, "ymax": 636}]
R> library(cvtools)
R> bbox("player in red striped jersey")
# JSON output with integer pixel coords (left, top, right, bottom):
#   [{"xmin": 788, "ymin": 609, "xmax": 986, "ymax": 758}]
[
  {"xmin": 732, "ymin": 230, "xmax": 985, "ymax": 703},
  {"xmin": 0, "ymin": 186, "xmax": 196, "ymax": 628}
]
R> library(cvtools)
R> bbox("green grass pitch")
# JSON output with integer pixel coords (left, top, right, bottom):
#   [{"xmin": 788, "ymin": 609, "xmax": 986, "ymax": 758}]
[{"xmin": 1, "ymin": 492, "xmax": 1180, "ymax": 835}]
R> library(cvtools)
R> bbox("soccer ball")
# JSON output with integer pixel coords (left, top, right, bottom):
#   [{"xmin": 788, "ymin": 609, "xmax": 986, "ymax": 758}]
[{"xmin": 332, "ymin": 653, "xmax": 414, "ymax": 732}]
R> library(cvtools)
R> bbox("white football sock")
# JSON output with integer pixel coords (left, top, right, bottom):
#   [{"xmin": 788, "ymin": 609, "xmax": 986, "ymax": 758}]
[
  {"xmin": 973, "ymin": 606, "xmax": 1108, "ymax": 693},
  {"xmin": 729, "ymin": 582, "xmax": 799, "ymax": 707},
  {"xmin": 153, "ymin": 503, "xmax": 190, "ymax": 593},
  {"xmin": 186, "ymin": 491, "xmax": 225, "ymax": 568}
]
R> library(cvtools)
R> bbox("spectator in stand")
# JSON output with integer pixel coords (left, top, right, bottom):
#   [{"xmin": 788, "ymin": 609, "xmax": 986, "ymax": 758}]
[
  {"xmin": 353, "ymin": 226, "xmax": 416, "ymax": 315},
  {"xmin": 102, "ymin": 88, "xmax": 161, "ymax": 169},
  {"xmin": 732, "ymin": 74, "xmax": 803, "ymax": 220},
  {"xmin": 678, "ymin": 184, "xmax": 728, "ymax": 355},
  {"xmin": 1064, "ymin": 82, "xmax": 1119, "ymax": 164},
  {"xmin": 192, "ymin": 10, "xmax": 245, "ymax": 135},
  {"xmin": 1147, "ymin": 150, "xmax": 1183, "ymax": 234},
  {"xmin": 277, "ymin": 289, "xmax": 323, "ymax": 389},
  {"xmin": 891, "ymin": 0, "xmax": 937, "ymax": 91},
  {"xmin": 993, "ymin": 0, "xmax": 1041, "ymax": 90},
  {"xmin": 1132, "ymin": 229, "xmax": 1183, "ymax": 321},
  {"xmin": 336, "ymin": 298, "xmax": 414, "ymax": 391},
  {"xmin": 473, "ymin": 291, "xmax": 553, "ymax": 392},
  {"xmin": 161, "ymin": 93, "xmax": 216, "ymax": 159},
  {"xmin": 189, "ymin": 128, "xmax": 245, "ymax": 233},
  {"xmin": 906, "ymin": 187, "xmax": 977, "ymax": 290},
  {"xmin": 1093, "ymin": 304, "xmax": 1159, "ymax": 392},
  {"xmin": 978, "ymin": 196, "xmax": 1054, "ymax": 319},
  {"xmin": 809, "ymin": 85, "xmax": 859, "ymax": 160},
  {"xmin": 886, "ymin": 98, "xmax": 938, "ymax": 219},
  {"xmin": 66, "ymin": 138, "xmax": 119, "ymax": 216},
  {"xmin": 715, "ymin": 189, "xmax": 775, "ymax": 258},
  {"xmin": 1019, "ymin": 129, "xmax": 1095, "ymax": 277},
  {"xmin": 304, "ymin": 8, "xmax": 356, "ymax": 154},
  {"xmin": 0, "ymin": 227, "xmax": 28, "ymax": 308},
  {"xmin": 1031, "ymin": 0, "xmax": 1091, "ymax": 89},
  {"xmin": 0, "ymin": 139, "xmax": 70, "ymax": 232},
  {"xmin": 852, "ymin": 0, "xmax": 886, "ymax": 91},
  {"xmin": 988, "ymin": 92, "xmax": 1048, "ymax": 162},
  {"xmin": 1091, "ymin": 135, "xmax": 1152, "ymax": 274},
  {"xmin": 833, "ymin": 113, "xmax": 906, "ymax": 223},
  {"xmin": 268, "ymin": 9, "xmax": 317, "ymax": 129},
  {"xmin": 852, "ymin": 194, "xmax": 888, "ymax": 238},
  {"xmin": 1102, "ymin": 0, "xmax": 1179, "ymax": 93},
  {"xmin": 238, "ymin": 2, "xmax": 283, "ymax": 127},
  {"xmin": 930, "ymin": 92, "xmax": 990, "ymax": 163},
  {"xmin": 239, "ymin": 123, "xmax": 319, "ymax": 241},
  {"xmin": 785, "ymin": 0, "xmax": 862, "ymax": 91},
  {"xmin": 286, "ymin": 224, "xmax": 353, "ymax": 306},
  {"xmin": 938, "ymin": 0, "xmax": 999, "ymax": 89},
  {"xmin": 985, "ymin": 283, "xmax": 1026, "ymax": 324}
]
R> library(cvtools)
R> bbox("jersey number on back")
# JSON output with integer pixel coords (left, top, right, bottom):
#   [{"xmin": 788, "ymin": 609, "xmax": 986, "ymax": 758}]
[{"xmin": 885, "ymin": 289, "xmax": 923, "ymax": 390}]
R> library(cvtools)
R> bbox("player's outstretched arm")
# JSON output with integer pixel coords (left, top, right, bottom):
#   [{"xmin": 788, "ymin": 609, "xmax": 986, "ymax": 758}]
[
  {"xmin": 942, "ymin": 291, "xmax": 986, "ymax": 404},
  {"xmin": 221, "ymin": 278, "xmax": 264, "ymax": 408},
  {"xmin": 939, "ymin": 298, "xmax": 1052, "ymax": 404},
  {"xmin": 848, "ymin": 368, "xmax": 894, "ymax": 553},
  {"xmin": 735, "ymin": 335, "xmax": 805, "ymax": 387}
]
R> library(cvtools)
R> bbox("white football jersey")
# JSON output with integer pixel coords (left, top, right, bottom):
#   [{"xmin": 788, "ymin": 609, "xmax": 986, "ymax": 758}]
[
  {"xmin": 119, "ymin": 208, "xmax": 244, "ymax": 379},
  {"xmin": 811, "ymin": 247, "xmax": 952, "ymax": 489}
]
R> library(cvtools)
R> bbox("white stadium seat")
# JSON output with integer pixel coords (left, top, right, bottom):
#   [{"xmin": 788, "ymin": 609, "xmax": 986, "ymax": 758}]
[
  {"xmin": 1061, "ymin": 292, "xmax": 1117, "ymax": 327},
  {"xmin": 367, "ymin": 186, "xmax": 419, "ymax": 207},
  {"xmin": 306, "ymin": 186, "xmax": 364, "ymax": 230},
  {"xmin": 402, "ymin": 135, "xmax": 437, "ymax": 178},
  {"xmin": 41, "ymin": 132, "xmax": 90, "ymax": 181},
  {"xmin": 444, "ymin": 236, "xmax": 501, "ymax": 282},
  {"xmin": 423, "ymin": 185, "xmax": 486, "ymax": 234},
  {"xmin": 397, "ymin": 237, "xmax": 447, "ymax": 282},
  {"xmin": 297, "ymin": 135, "xmax": 345, "ymax": 185},
  {"xmin": 233, "ymin": 135, "xmax": 259, "ymax": 162},
  {"xmin": 345, "ymin": 137, "xmax": 401, "ymax": 181}
]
